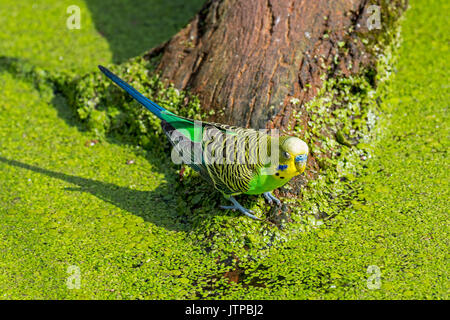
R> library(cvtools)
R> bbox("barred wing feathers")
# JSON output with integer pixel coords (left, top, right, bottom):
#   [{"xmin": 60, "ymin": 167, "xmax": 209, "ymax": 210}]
[{"xmin": 163, "ymin": 119, "xmax": 273, "ymax": 195}]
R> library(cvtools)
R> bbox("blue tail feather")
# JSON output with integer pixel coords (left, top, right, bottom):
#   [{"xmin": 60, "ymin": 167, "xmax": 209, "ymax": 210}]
[{"xmin": 98, "ymin": 65, "xmax": 167, "ymax": 120}]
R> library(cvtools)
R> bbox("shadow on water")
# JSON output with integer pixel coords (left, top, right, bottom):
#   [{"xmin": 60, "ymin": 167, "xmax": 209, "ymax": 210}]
[
  {"xmin": 0, "ymin": 156, "xmax": 194, "ymax": 232},
  {"xmin": 0, "ymin": 57, "xmax": 226, "ymax": 233},
  {"xmin": 84, "ymin": 0, "xmax": 205, "ymax": 63}
]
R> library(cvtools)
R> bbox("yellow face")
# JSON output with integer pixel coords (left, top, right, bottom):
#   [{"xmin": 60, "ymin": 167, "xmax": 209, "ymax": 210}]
[{"xmin": 274, "ymin": 137, "xmax": 309, "ymax": 181}]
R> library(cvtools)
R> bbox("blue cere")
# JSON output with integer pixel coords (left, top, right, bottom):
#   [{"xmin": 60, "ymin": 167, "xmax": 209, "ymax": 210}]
[{"xmin": 295, "ymin": 154, "xmax": 307, "ymax": 162}]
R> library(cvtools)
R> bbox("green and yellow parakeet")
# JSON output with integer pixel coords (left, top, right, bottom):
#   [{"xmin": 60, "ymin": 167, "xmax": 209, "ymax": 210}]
[{"xmin": 99, "ymin": 66, "xmax": 308, "ymax": 220}]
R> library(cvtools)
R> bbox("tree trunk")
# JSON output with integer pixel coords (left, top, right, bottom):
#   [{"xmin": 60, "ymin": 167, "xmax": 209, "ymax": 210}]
[{"xmin": 146, "ymin": 0, "xmax": 407, "ymax": 130}]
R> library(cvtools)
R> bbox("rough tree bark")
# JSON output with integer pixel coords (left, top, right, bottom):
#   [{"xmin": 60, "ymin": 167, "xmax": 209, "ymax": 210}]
[{"xmin": 146, "ymin": 0, "xmax": 407, "ymax": 130}]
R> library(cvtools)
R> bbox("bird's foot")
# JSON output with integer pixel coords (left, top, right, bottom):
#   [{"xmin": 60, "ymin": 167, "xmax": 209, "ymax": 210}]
[
  {"xmin": 220, "ymin": 196, "xmax": 261, "ymax": 220},
  {"xmin": 263, "ymin": 192, "xmax": 282, "ymax": 207}
]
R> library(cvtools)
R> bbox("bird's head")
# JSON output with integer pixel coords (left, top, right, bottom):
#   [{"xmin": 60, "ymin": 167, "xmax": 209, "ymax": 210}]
[{"xmin": 279, "ymin": 136, "xmax": 309, "ymax": 175}]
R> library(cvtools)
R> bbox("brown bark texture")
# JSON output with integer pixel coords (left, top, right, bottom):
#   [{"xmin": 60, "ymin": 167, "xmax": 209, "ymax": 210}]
[{"xmin": 146, "ymin": 0, "xmax": 406, "ymax": 129}]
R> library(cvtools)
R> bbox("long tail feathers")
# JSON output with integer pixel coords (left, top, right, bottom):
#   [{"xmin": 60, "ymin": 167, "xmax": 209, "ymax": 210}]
[{"xmin": 98, "ymin": 65, "xmax": 168, "ymax": 120}]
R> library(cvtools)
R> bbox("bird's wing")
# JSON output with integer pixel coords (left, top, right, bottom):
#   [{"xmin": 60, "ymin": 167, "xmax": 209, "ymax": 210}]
[
  {"xmin": 200, "ymin": 124, "xmax": 272, "ymax": 195},
  {"xmin": 162, "ymin": 117, "xmax": 273, "ymax": 195}
]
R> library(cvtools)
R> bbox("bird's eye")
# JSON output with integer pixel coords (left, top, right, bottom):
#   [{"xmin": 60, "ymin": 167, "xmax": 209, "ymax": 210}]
[{"xmin": 282, "ymin": 151, "xmax": 291, "ymax": 159}]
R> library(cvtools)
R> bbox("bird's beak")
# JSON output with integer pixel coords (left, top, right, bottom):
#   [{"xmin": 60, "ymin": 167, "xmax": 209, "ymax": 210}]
[
  {"xmin": 294, "ymin": 154, "xmax": 308, "ymax": 174},
  {"xmin": 295, "ymin": 161, "xmax": 307, "ymax": 174}
]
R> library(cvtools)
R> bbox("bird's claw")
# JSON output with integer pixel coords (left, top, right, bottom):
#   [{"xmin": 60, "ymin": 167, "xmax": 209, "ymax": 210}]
[
  {"xmin": 263, "ymin": 192, "xmax": 282, "ymax": 207},
  {"xmin": 220, "ymin": 196, "xmax": 262, "ymax": 220}
]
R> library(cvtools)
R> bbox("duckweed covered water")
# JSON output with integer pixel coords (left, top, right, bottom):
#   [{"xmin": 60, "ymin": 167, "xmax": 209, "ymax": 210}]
[{"xmin": 0, "ymin": 0, "xmax": 448, "ymax": 299}]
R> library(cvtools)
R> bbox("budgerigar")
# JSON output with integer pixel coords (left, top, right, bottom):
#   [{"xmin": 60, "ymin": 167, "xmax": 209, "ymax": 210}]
[{"xmin": 99, "ymin": 66, "xmax": 308, "ymax": 220}]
